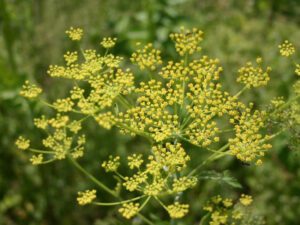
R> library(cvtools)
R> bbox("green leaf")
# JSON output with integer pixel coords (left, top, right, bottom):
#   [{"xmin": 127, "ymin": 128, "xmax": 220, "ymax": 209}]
[{"xmin": 198, "ymin": 170, "xmax": 243, "ymax": 189}]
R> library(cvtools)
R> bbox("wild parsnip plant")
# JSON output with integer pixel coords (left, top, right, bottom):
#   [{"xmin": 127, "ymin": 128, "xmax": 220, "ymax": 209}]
[{"xmin": 16, "ymin": 27, "xmax": 300, "ymax": 224}]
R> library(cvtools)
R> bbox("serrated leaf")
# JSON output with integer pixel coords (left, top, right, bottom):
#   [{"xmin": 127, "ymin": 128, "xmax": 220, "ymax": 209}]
[{"xmin": 198, "ymin": 170, "xmax": 242, "ymax": 189}]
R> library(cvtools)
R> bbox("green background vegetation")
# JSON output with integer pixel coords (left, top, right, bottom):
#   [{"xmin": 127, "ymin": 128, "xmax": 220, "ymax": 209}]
[{"xmin": 0, "ymin": 0, "xmax": 300, "ymax": 224}]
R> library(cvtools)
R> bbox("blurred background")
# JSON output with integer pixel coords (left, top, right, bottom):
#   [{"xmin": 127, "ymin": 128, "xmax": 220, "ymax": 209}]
[{"xmin": 0, "ymin": 0, "xmax": 300, "ymax": 224}]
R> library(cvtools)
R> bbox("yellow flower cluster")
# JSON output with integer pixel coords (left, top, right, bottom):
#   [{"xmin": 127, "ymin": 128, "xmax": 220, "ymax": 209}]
[
  {"xmin": 118, "ymin": 202, "xmax": 140, "ymax": 219},
  {"xmin": 15, "ymin": 136, "xmax": 30, "ymax": 150},
  {"xmin": 64, "ymin": 51, "xmax": 78, "ymax": 65},
  {"xmin": 167, "ymin": 202, "xmax": 189, "ymax": 219},
  {"xmin": 47, "ymin": 39, "xmax": 134, "ymax": 118},
  {"xmin": 95, "ymin": 112, "xmax": 116, "ymax": 129},
  {"xmin": 278, "ymin": 40, "xmax": 295, "ymax": 57},
  {"xmin": 77, "ymin": 189, "xmax": 97, "ymax": 205},
  {"xmin": 53, "ymin": 98, "xmax": 74, "ymax": 112},
  {"xmin": 294, "ymin": 80, "xmax": 300, "ymax": 95},
  {"xmin": 172, "ymin": 176, "xmax": 197, "ymax": 192},
  {"xmin": 31, "ymin": 114, "xmax": 85, "ymax": 162},
  {"xmin": 296, "ymin": 64, "xmax": 300, "ymax": 76},
  {"xmin": 66, "ymin": 27, "xmax": 83, "ymax": 41},
  {"xmin": 102, "ymin": 156, "xmax": 120, "ymax": 172},
  {"xmin": 239, "ymin": 194, "xmax": 253, "ymax": 206},
  {"xmin": 20, "ymin": 81, "xmax": 42, "ymax": 98},
  {"xmin": 118, "ymin": 143, "xmax": 191, "ymax": 193},
  {"xmin": 30, "ymin": 154, "xmax": 43, "ymax": 165},
  {"xmin": 119, "ymin": 55, "xmax": 238, "ymax": 146},
  {"xmin": 100, "ymin": 37, "xmax": 117, "ymax": 48},
  {"xmin": 127, "ymin": 154, "xmax": 143, "ymax": 169},
  {"xmin": 151, "ymin": 143, "xmax": 190, "ymax": 172},
  {"xmin": 170, "ymin": 27, "xmax": 203, "ymax": 56},
  {"xmin": 131, "ymin": 43, "xmax": 163, "ymax": 70},
  {"xmin": 229, "ymin": 104, "xmax": 272, "ymax": 164},
  {"xmin": 159, "ymin": 60, "xmax": 189, "ymax": 81},
  {"xmin": 101, "ymin": 143, "xmax": 195, "ymax": 219},
  {"xmin": 237, "ymin": 58, "xmax": 271, "ymax": 88},
  {"xmin": 203, "ymin": 194, "xmax": 253, "ymax": 225},
  {"xmin": 271, "ymin": 97, "xmax": 285, "ymax": 108},
  {"xmin": 18, "ymin": 27, "xmax": 291, "ymax": 221}
]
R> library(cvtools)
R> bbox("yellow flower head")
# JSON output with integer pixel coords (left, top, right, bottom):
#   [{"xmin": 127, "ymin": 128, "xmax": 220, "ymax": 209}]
[
  {"xmin": 143, "ymin": 178, "xmax": 164, "ymax": 196},
  {"xmin": 15, "ymin": 136, "xmax": 30, "ymax": 150},
  {"xmin": 34, "ymin": 116, "xmax": 48, "ymax": 129},
  {"xmin": 48, "ymin": 114, "xmax": 69, "ymax": 128},
  {"xmin": 30, "ymin": 154, "xmax": 43, "ymax": 165},
  {"xmin": 100, "ymin": 37, "xmax": 117, "ymax": 48},
  {"xmin": 172, "ymin": 176, "xmax": 197, "ymax": 192},
  {"xmin": 203, "ymin": 195, "xmax": 254, "ymax": 224},
  {"xmin": 294, "ymin": 80, "xmax": 300, "ymax": 95},
  {"xmin": 123, "ymin": 172, "xmax": 147, "ymax": 192},
  {"xmin": 167, "ymin": 202, "xmax": 189, "ymax": 219},
  {"xmin": 127, "ymin": 154, "xmax": 143, "ymax": 169},
  {"xmin": 102, "ymin": 156, "xmax": 120, "ymax": 172},
  {"xmin": 66, "ymin": 27, "xmax": 83, "ymax": 41},
  {"xmin": 118, "ymin": 202, "xmax": 140, "ymax": 219},
  {"xmin": 222, "ymin": 198, "xmax": 233, "ymax": 208},
  {"xmin": 131, "ymin": 43, "xmax": 163, "ymax": 70},
  {"xmin": 237, "ymin": 58, "xmax": 271, "ymax": 88},
  {"xmin": 278, "ymin": 40, "xmax": 295, "ymax": 57},
  {"xmin": 77, "ymin": 189, "xmax": 97, "ymax": 205},
  {"xmin": 64, "ymin": 51, "xmax": 78, "ymax": 65},
  {"xmin": 229, "ymin": 105, "xmax": 272, "ymax": 164},
  {"xmin": 68, "ymin": 120, "xmax": 82, "ymax": 133},
  {"xmin": 170, "ymin": 27, "xmax": 203, "ymax": 56},
  {"xmin": 20, "ymin": 81, "xmax": 42, "ymax": 99},
  {"xmin": 295, "ymin": 64, "xmax": 300, "ymax": 76},
  {"xmin": 239, "ymin": 194, "xmax": 253, "ymax": 206},
  {"xmin": 53, "ymin": 98, "xmax": 74, "ymax": 112}
]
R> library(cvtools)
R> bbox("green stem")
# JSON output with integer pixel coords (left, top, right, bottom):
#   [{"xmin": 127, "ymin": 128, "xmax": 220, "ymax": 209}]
[
  {"xmin": 139, "ymin": 196, "xmax": 151, "ymax": 211},
  {"xmin": 179, "ymin": 136, "xmax": 230, "ymax": 154},
  {"xmin": 93, "ymin": 195, "xmax": 146, "ymax": 206},
  {"xmin": 137, "ymin": 212, "xmax": 155, "ymax": 225},
  {"xmin": 117, "ymin": 95, "xmax": 132, "ymax": 109},
  {"xmin": 68, "ymin": 156, "xmax": 118, "ymax": 198},
  {"xmin": 188, "ymin": 143, "xmax": 229, "ymax": 177},
  {"xmin": 40, "ymin": 159, "xmax": 56, "ymax": 164},
  {"xmin": 154, "ymin": 196, "xmax": 168, "ymax": 211},
  {"xmin": 116, "ymin": 122, "xmax": 153, "ymax": 143},
  {"xmin": 28, "ymin": 148, "xmax": 54, "ymax": 154},
  {"xmin": 234, "ymin": 86, "xmax": 248, "ymax": 98},
  {"xmin": 40, "ymin": 100, "xmax": 83, "ymax": 114}
]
